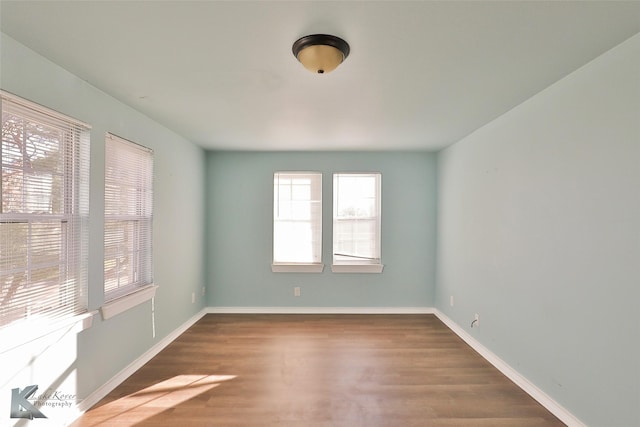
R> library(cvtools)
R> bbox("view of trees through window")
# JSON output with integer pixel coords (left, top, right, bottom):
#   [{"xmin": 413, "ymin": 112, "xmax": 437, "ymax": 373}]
[{"xmin": 1, "ymin": 97, "xmax": 87, "ymax": 329}]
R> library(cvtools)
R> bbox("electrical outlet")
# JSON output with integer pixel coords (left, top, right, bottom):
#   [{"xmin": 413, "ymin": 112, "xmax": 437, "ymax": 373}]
[
  {"xmin": 294, "ymin": 287, "xmax": 301, "ymax": 297},
  {"xmin": 450, "ymin": 295, "xmax": 454, "ymax": 307},
  {"xmin": 201, "ymin": 286, "xmax": 206, "ymax": 296},
  {"xmin": 191, "ymin": 292, "xmax": 195, "ymax": 304}
]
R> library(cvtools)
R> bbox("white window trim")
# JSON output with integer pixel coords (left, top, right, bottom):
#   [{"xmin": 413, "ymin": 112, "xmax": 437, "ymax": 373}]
[
  {"xmin": 331, "ymin": 263, "xmax": 384, "ymax": 274},
  {"xmin": 332, "ymin": 172, "xmax": 383, "ymax": 273},
  {"xmin": 272, "ymin": 171, "xmax": 323, "ymax": 271},
  {"xmin": 100, "ymin": 284, "xmax": 158, "ymax": 320},
  {"xmin": 0, "ymin": 90, "xmax": 91, "ymax": 129},
  {"xmin": 271, "ymin": 263, "xmax": 325, "ymax": 273},
  {"xmin": 103, "ymin": 132, "xmax": 154, "ymax": 303}
]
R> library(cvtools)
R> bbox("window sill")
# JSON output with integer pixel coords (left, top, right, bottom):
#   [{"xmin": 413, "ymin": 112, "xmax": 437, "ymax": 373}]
[
  {"xmin": 271, "ymin": 263, "xmax": 324, "ymax": 273},
  {"xmin": 0, "ymin": 310, "xmax": 98, "ymax": 355},
  {"xmin": 100, "ymin": 285, "xmax": 158, "ymax": 320},
  {"xmin": 331, "ymin": 264, "xmax": 384, "ymax": 273}
]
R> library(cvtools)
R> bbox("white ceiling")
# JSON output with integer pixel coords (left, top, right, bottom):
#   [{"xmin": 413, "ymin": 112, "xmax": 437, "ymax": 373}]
[{"xmin": 1, "ymin": 1, "xmax": 639, "ymax": 151}]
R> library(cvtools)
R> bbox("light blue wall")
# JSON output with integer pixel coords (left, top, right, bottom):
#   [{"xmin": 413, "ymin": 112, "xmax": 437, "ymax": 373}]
[
  {"xmin": 0, "ymin": 33, "xmax": 207, "ymax": 412},
  {"xmin": 207, "ymin": 151, "xmax": 437, "ymax": 308},
  {"xmin": 436, "ymin": 34, "xmax": 640, "ymax": 426}
]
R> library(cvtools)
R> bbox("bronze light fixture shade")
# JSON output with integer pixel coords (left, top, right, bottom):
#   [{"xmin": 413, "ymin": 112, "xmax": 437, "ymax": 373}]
[{"xmin": 292, "ymin": 34, "xmax": 350, "ymax": 74}]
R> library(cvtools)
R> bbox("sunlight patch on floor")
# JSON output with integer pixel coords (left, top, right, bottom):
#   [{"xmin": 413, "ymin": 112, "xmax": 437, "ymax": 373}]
[{"xmin": 74, "ymin": 374, "xmax": 236, "ymax": 426}]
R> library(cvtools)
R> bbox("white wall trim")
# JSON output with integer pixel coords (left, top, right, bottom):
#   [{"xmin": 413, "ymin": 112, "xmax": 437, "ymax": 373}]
[
  {"xmin": 331, "ymin": 263, "xmax": 384, "ymax": 273},
  {"xmin": 100, "ymin": 285, "xmax": 159, "ymax": 320},
  {"xmin": 433, "ymin": 309, "xmax": 586, "ymax": 427},
  {"xmin": 76, "ymin": 307, "xmax": 207, "ymax": 414},
  {"xmin": 206, "ymin": 306, "xmax": 434, "ymax": 314},
  {"xmin": 271, "ymin": 263, "xmax": 325, "ymax": 273}
]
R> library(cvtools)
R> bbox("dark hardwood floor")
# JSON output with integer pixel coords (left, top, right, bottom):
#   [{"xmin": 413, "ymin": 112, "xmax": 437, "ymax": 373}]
[{"xmin": 72, "ymin": 314, "xmax": 565, "ymax": 426}]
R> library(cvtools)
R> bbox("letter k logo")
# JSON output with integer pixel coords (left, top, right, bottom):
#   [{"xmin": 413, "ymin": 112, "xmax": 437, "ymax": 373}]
[{"xmin": 10, "ymin": 385, "xmax": 47, "ymax": 419}]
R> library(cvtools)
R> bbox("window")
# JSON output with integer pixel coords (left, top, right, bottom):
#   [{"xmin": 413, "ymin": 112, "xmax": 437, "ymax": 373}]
[
  {"xmin": 333, "ymin": 173, "xmax": 383, "ymax": 273},
  {"xmin": 272, "ymin": 172, "xmax": 323, "ymax": 273},
  {"xmin": 104, "ymin": 133, "xmax": 154, "ymax": 303},
  {"xmin": 0, "ymin": 91, "xmax": 90, "ymax": 330}
]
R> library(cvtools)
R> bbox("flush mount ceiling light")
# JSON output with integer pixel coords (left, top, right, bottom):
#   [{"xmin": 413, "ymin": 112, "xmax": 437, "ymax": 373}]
[{"xmin": 292, "ymin": 34, "xmax": 350, "ymax": 74}]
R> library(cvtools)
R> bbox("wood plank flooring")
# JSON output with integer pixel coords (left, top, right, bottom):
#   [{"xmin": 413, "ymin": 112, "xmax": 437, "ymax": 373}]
[{"xmin": 72, "ymin": 314, "xmax": 565, "ymax": 426}]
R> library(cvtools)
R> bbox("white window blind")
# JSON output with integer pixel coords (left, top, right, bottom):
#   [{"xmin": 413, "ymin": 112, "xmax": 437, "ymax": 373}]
[
  {"xmin": 273, "ymin": 172, "xmax": 322, "ymax": 265},
  {"xmin": 333, "ymin": 173, "xmax": 382, "ymax": 265},
  {"xmin": 104, "ymin": 133, "xmax": 153, "ymax": 301},
  {"xmin": 0, "ymin": 91, "xmax": 90, "ymax": 330}
]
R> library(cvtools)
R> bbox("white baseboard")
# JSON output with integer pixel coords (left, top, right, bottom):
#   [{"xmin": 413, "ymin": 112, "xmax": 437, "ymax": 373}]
[
  {"xmin": 433, "ymin": 309, "xmax": 585, "ymax": 427},
  {"xmin": 76, "ymin": 308, "xmax": 207, "ymax": 414},
  {"xmin": 206, "ymin": 306, "xmax": 435, "ymax": 314}
]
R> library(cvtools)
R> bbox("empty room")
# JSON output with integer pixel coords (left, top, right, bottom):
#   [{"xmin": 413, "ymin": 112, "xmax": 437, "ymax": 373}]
[{"xmin": 0, "ymin": 1, "xmax": 638, "ymax": 426}]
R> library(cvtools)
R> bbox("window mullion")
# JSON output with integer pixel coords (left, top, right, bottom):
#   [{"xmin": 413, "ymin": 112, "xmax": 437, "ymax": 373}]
[{"xmin": 26, "ymin": 219, "xmax": 32, "ymax": 283}]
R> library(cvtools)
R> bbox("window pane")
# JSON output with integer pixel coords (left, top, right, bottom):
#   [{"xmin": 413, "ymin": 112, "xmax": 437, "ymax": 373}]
[
  {"xmin": 1, "ymin": 113, "xmax": 24, "ymax": 165},
  {"xmin": 273, "ymin": 222, "xmax": 314, "ymax": 262},
  {"xmin": 0, "ymin": 222, "xmax": 28, "ymax": 268},
  {"xmin": 1, "ymin": 167, "xmax": 24, "ymax": 213},
  {"xmin": 30, "ymin": 221, "xmax": 62, "ymax": 265},
  {"xmin": 291, "ymin": 183, "xmax": 310, "ymax": 200},
  {"xmin": 2, "ymin": 114, "xmax": 65, "ymax": 215},
  {"xmin": 335, "ymin": 175, "xmax": 376, "ymax": 218}
]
